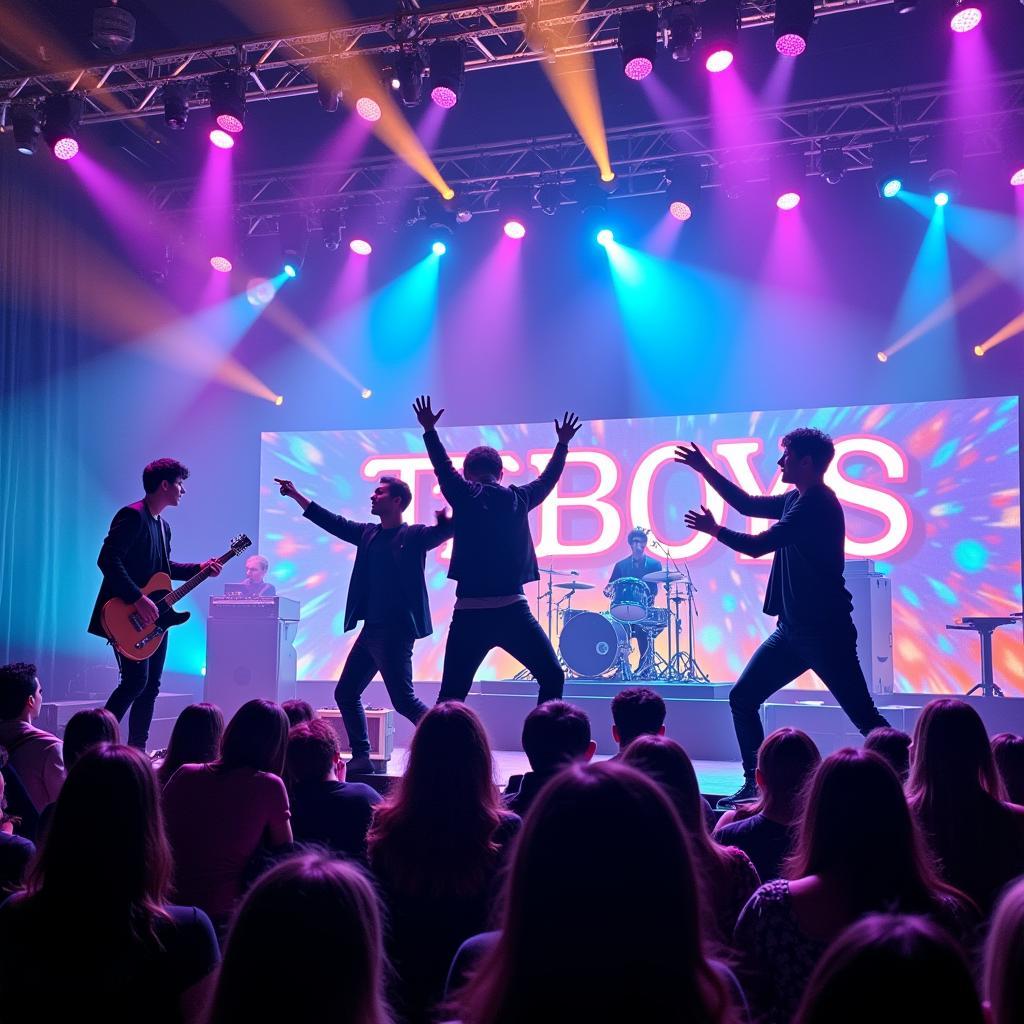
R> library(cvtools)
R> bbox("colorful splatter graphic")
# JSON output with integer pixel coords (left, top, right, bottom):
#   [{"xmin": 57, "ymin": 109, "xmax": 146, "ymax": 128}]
[{"xmin": 260, "ymin": 397, "xmax": 1022, "ymax": 694}]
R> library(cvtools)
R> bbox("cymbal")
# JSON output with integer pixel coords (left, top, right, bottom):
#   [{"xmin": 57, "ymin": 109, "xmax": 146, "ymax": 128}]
[
  {"xmin": 555, "ymin": 581, "xmax": 594, "ymax": 590},
  {"xmin": 642, "ymin": 570, "xmax": 685, "ymax": 583},
  {"xmin": 539, "ymin": 567, "xmax": 578, "ymax": 577}
]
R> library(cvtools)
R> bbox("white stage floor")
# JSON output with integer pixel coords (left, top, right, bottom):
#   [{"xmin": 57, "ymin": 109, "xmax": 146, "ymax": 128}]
[{"xmin": 376, "ymin": 747, "xmax": 746, "ymax": 796}]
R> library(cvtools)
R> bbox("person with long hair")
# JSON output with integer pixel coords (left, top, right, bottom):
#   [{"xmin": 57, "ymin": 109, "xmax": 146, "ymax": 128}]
[
  {"xmin": 714, "ymin": 728, "xmax": 821, "ymax": 882},
  {"xmin": 734, "ymin": 748, "xmax": 971, "ymax": 1024},
  {"xmin": 157, "ymin": 702, "xmax": 225, "ymax": 787},
  {"xmin": 622, "ymin": 734, "xmax": 759, "ymax": 947},
  {"xmin": 991, "ymin": 732, "xmax": 1024, "ymax": 806},
  {"xmin": 792, "ymin": 914, "xmax": 983, "ymax": 1024},
  {"xmin": 907, "ymin": 699, "xmax": 1024, "ymax": 916},
  {"xmin": 449, "ymin": 761, "xmax": 738, "ymax": 1024},
  {"xmin": 368, "ymin": 702, "xmax": 518, "ymax": 1024},
  {"xmin": 984, "ymin": 877, "xmax": 1024, "ymax": 1024},
  {"xmin": 205, "ymin": 852, "xmax": 391, "ymax": 1024},
  {"xmin": 62, "ymin": 707, "xmax": 120, "ymax": 770},
  {"xmin": 163, "ymin": 699, "xmax": 292, "ymax": 930},
  {"xmin": 0, "ymin": 744, "xmax": 219, "ymax": 1023}
]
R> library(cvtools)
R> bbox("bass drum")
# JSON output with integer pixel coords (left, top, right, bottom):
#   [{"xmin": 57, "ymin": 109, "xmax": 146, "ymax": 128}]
[{"xmin": 559, "ymin": 611, "xmax": 629, "ymax": 678}]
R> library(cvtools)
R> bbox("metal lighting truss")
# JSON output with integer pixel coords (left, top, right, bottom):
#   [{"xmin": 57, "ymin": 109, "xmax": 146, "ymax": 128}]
[
  {"xmin": 142, "ymin": 71, "xmax": 1024, "ymax": 235},
  {"xmin": 0, "ymin": 0, "xmax": 889, "ymax": 126}
]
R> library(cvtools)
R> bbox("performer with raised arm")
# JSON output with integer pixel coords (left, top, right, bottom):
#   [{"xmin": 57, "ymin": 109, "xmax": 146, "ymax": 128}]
[
  {"xmin": 275, "ymin": 475, "xmax": 453, "ymax": 774},
  {"xmin": 413, "ymin": 396, "xmax": 582, "ymax": 704},
  {"xmin": 675, "ymin": 429, "xmax": 888, "ymax": 807},
  {"xmin": 89, "ymin": 459, "xmax": 223, "ymax": 750}
]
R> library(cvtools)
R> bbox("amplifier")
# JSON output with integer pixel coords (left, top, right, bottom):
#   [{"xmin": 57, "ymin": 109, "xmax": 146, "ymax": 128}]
[
  {"xmin": 208, "ymin": 597, "xmax": 300, "ymax": 620},
  {"xmin": 317, "ymin": 707, "xmax": 395, "ymax": 763}
]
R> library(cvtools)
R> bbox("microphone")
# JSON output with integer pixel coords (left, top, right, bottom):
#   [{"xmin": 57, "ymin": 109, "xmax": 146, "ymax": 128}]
[{"xmin": 570, "ymin": 570, "xmax": 579, "ymax": 576}]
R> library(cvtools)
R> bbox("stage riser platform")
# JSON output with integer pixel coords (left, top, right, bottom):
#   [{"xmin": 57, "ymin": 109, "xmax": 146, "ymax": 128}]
[
  {"xmin": 39, "ymin": 692, "xmax": 194, "ymax": 750},
  {"xmin": 296, "ymin": 680, "xmax": 1024, "ymax": 762}
]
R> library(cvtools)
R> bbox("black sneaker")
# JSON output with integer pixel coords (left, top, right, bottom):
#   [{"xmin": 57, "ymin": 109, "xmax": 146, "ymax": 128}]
[
  {"xmin": 716, "ymin": 779, "xmax": 759, "ymax": 810},
  {"xmin": 346, "ymin": 756, "xmax": 376, "ymax": 775}
]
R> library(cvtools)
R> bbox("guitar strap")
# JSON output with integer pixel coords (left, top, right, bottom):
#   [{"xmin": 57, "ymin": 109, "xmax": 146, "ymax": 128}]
[{"xmin": 157, "ymin": 516, "xmax": 171, "ymax": 583}]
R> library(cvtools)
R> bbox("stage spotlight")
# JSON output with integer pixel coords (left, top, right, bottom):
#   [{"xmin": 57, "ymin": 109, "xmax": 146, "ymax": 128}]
[
  {"xmin": 279, "ymin": 213, "xmax": 308, "ymax": 275},
  {"xmin": 394, "ymin": 49, "xmax": 426, "ymax": 107},
  {"xmin": 973, "ymin": 345, "xmax": 984, "ymax": 357},
  {"xmin": 355, "ymin": 96, "xmax": 382, "ymax": 122},
  {"xmin": 774, "ymin": 0, "xmax": 813, "ymax": 56},
  {"xmin": 500, "ymin": 186, "xmax": 532, "ymax": 240},
  {"xmin": 316, "ymin": 63, "xmax": 344, "ymax": 112},
  {"xmin": 1011, "ymin": 165, "xmax": 1024, "ymax": 187},
  {"xmin": 619, "ymin": 10, "xmax": 658, "ymax": 81},
  {"xmin": 209, "ymin": 128, "xmax": 234, "ymax": 149},
  {"xmin": 361, "ymin": 388, "xmax": 373, "ymax": 399},
  {"xmin": 12, "ymin": 105, "xmax": 42, "ymax": 155},
  {"xmin": 877, "ymin": 351, "xmax": 888, "ymax": 363},
  {"xmin": 771, "ymin": 152, "xmax": 805, "ymax": 211},
  {"xmin": 42, "ymin": 93, "xmax": 83, "ymax": 160},
  {"xmin": 275, "ymin": 395, "xmax": 285, "ymax": 406},
  {"xmin": 895, "ymin": 0, "xmax": 919, "ymax": 10},
  {"xmin": 210, "ymin": 255, "xmax": 233, "ymax": 273},
  {"xmin": 949, "ymin": 1, "xmax": 982, "ymax": 33},
  {"xmin": 820, "ymin": 143, "xmax": 847, "ymax": 185},
  {"xmin": 432, "ymin": 240, "xmax": 447, "ymax": 256},
  {"xmin": 929, "ymin": 167, "xmax": 961, "ymax": 206},
  {"xmin": 350, "ymin": 238, "xmax": 373, "ymax": 255},
  {"xmin": 209, "ymin": 70, "xmax": 247, "ymax": 133},
  {"xmin": 667, "ymin": 6, "xmax": 697, "ymax": 62},
  {"xmin": 321, "ymin": 208, "xmax": 343, "ymax": 251},
  {"xmin": 873, "ymin": 139, "xmax": 910, "ymax": 199},
  {"xmin": 699, "ymin": 0, "xmax": 739, "ymax": 73},
  {"xmin": 429, "ymin": 41, "xmax": 465, "ymax": 109},
  {"xmin": 596, "ymin": 228, "xmax": 614, "ymax": 246},
  {"xmin": 91, "ymin": 1, "xmax": 135, "ymax": 54},
  {"xmin": 163, "ymin": 83, "xmax": 189, "ymax": 129},
  {"xmin": 665, "ymin": 159, "xmax": 705, "ymax": 221}
]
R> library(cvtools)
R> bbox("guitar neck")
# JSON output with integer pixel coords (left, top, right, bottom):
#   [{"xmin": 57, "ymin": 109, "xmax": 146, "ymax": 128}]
[{"xmin": 165, "ymin": 547, "xmax": 241, "ymax": 607}]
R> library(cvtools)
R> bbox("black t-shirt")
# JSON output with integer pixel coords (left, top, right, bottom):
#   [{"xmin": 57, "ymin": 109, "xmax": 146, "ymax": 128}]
[
  {"xmin": 0, "ymin": 833, "xmax": 34, "ymax": 898},
  {"xmin": 714, "ymin": 812, "xmax": 793, "ymax": 883},
  {"xmin": 0, "ymin": 896, "xmax": 220, "ymax": 1023},
  {"xmin": 290, "ymin": 779, "xmax": 382, "ymax": 861},
  {"xmin": 365, "ymin": 527, "xmax": 408, "ymax": 627}
]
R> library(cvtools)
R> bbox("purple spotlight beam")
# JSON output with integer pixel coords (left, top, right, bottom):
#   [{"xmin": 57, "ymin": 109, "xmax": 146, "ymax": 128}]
[{"xmin": 950, "ymin": 4, "xmax": 982, "ymax": 33}]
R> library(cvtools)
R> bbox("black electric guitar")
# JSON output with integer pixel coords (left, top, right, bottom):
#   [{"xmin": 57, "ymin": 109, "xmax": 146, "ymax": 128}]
[{"xmin": 102, "ymin": 533, "xmax": 252, "ymax": 661}]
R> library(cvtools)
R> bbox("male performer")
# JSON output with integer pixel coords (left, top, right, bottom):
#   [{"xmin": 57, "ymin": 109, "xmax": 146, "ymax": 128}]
[
  {"xmin": 275, "ymin": 475, "xmax": 453, "ymax": 774},
  {"xmin": 413, "ymin": 395, "xmax": 582, "ymax": 703},
  {"xmin": 89, "ymin": 459, "xmax": 222, "ymax": 750},
  {"xmin": 237, "ymin": 554, "xmax": 276, "ymax": 598},
  {"xmin": 607, "ymin": 527, "xmax": 662, "ymax": 674},
  {"xmin": 675, "ymin": 428, "xmax": 888, "ymax": 807}
]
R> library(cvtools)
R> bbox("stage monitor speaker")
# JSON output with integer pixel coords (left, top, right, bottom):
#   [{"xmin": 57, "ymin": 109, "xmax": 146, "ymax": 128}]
[
  {"xmin": 204, "ymin": 597, "xmax": 299, "ymax": 718},
  {"xmin": 317, "ymin": 707, "xmax": 395, "ymax": 762}
]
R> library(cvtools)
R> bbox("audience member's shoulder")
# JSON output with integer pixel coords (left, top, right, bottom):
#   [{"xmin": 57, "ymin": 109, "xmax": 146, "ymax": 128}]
[
  {"xmin": 495, "ymin": 810, "xmax": 521, "ymax": 841},
  {"xmin": 339, "ymin": 780, "xmax": 383, "ymax": 804},
  {"xmin": 163, "ymin": 762, "xmax": 208, "ymax": 788}
]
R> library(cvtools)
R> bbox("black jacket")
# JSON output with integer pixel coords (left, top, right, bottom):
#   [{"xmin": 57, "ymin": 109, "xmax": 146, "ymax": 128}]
[
  {"xmin": 422, "ymin": 429, "xmax": 568, "ymax": 598},
  {"xmin": 302, "ymin": 503, "xmax": 453, "ymax": 639},
  {"xmin": 88, "ymin": 501, "xmax": 201, "ymax": 638}
]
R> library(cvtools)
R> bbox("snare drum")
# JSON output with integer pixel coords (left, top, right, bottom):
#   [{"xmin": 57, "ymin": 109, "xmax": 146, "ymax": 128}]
[
  {"xmin": 635, "ymin": 606, "xmax": 669, "ymax": 635},
  {"xmin": 559, "ymin": 611, "xmax": 629, "ymax": 677},
  {"xmin": 606, "ymin": 577, "xmax": 651, "ymax": 622}
]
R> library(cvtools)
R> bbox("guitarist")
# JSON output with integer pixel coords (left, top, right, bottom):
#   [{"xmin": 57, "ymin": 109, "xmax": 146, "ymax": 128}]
[{"xmin": 88, "ymin": 459, "xmax": 222, "ymax": 750}]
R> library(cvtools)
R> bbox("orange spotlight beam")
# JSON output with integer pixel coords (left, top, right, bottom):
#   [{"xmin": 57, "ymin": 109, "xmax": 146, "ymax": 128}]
[{"xmin": 975, "ymin": 311, "xmax": 1024, "ymax": 356}]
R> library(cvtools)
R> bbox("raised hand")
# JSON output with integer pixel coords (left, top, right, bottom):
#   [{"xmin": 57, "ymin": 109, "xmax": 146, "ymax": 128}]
[
  {"xmin": 684, "ymin": 504, "xmax": 720, "ymax": 537},
  {"xmin": 274, "ymin": 478, "xmax": 299, "ymax": 500},
  {"xmin": 413, "ymin": 395, "xmax": 445, "ymax": 432},
  {"xmin": 435, "ymin": 507, "xmax": 452, "ymax": 527},
  {"xmin": 674, "ymin": 442, "xmax": 712, "ymax": 476},
  {"xmin": 554, "ymin": 412, "xmax": 582, "ymax": 446}
]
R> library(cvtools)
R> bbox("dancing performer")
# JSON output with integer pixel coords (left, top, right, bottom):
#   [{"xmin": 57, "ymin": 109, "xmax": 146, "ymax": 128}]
[
  {"xmin": 675, "ymin": 428, "xmax": 888, "ymax": 806},
  {"xmin": 413, "ymin": 396, "xmax": 581, "ymax": 704},
  {"xmin": 276, "ymin": 475, "xmax": 453, "ymax": 774}
]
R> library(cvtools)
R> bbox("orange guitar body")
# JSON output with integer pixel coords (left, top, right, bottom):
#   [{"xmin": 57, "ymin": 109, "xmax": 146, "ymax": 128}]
[{"xmin": 101, "ymin": 572, "xmax": 190, "ymax": 662}]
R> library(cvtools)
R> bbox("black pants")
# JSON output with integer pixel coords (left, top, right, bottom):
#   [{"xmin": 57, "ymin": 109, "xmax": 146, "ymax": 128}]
[
  {"xmin": 730, "ymin": 619, "xmax": 889, "ymax": 776},
  {"xmin": 335, "ymin": 625, "xmax": 427, "ymax": 759},
  {"xmin": 105, "ymin": 639, "xmax": 169, "ymax": 750},
  {"xmin": 438, "ymin": 602, "xmax": 565, "ymax": 704}
]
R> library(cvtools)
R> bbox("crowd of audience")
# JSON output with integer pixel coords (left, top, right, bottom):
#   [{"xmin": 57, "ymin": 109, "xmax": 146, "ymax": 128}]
[{"xmin": 2, "ymin": 663, "xmax": 1024, "ymax": 1024}]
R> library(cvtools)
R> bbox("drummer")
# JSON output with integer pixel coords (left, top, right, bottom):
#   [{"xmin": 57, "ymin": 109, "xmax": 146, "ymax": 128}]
[{"xmin": 607, "ymin": 527, "xmax": 663, "ymax": 673}]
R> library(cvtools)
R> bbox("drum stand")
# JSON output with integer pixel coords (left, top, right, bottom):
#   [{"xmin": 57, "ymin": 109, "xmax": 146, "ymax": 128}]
[{"xmin": 649, "ymin": 543, "xmax": 710, "ymax": 683}]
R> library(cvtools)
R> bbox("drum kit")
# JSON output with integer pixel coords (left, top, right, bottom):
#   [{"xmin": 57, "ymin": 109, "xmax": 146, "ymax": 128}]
[{"xmin": 529, "ymin": 562, "xmax": 710, "ymax": 683}]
